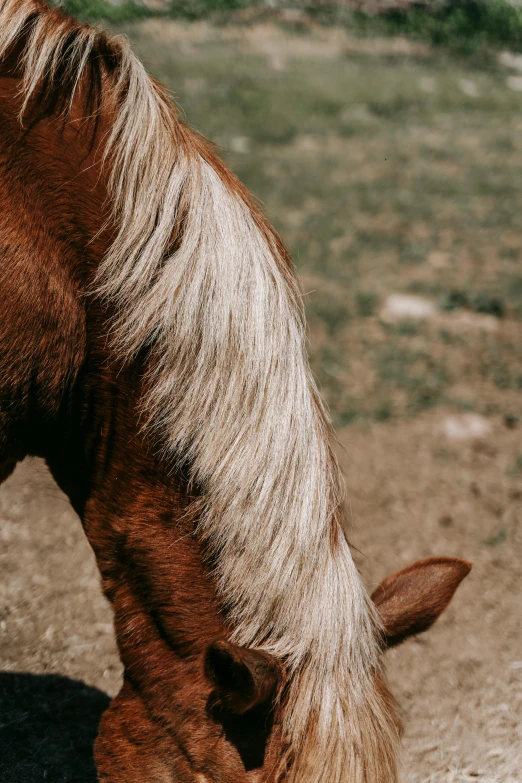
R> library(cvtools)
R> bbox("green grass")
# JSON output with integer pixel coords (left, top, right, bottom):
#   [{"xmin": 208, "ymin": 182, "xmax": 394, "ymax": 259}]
[
  {"xmin": 56, "ymin": 0, "xmax": 522, "ymax": 59},
  {"xmin": 336, "ymin": 0, "xmax": 522, "ymax": 56},
  {"xmin": 56, "ymin": 0, "xmax": 253, "ymax": 22},
  {"xmin": 482, "ymin": 528, "xmax": 508, "ymax": 546},
  {"xmin": 438, "ymin": 289, "xmax": 506, "ymax": 317},
  {"xmin": 55, "ymin": 0, "xmax": 151, "ymax": 22},
  {"xmin": 355, "ymin": 291, "xmax": 379, "ymax": 318},
  {"xmin": 375, "ymin": 344, "xmax": 451, "ymax": 413}
]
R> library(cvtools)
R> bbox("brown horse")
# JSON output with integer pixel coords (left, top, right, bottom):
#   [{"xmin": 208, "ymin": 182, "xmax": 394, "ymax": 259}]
[{"xmin": 0, "ymin": 2, "xmax": 471, "ymax": 781}]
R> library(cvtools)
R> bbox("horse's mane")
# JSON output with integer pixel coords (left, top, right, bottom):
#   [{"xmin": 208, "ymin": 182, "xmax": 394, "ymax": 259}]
[{"xmin": 0, "ymin": 1, "xmax": 400, "ymax": 779}]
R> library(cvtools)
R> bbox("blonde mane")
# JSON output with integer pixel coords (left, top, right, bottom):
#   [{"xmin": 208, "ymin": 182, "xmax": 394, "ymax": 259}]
[{"xmin": 0, "ymin": 1, "xmax": 400, "ymax": 779}]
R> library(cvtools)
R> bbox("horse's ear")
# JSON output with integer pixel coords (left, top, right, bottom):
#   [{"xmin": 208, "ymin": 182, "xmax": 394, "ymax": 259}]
[
  {"xmin": 372, "ymin": 557, "xmax": 471, "ymax": 649},
  {"xmin": 204, "ymin": 640, "xmax": 282, "ymax": 714}
]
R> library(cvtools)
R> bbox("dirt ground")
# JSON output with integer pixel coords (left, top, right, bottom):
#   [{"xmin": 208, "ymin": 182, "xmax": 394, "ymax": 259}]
[
  {"xmin": 1, "ymin": 15, "xmax": 521, "ymax": 783},
  {"xmin": 1, "ymin": 417, "xmax": 520, "ymax": 782}
]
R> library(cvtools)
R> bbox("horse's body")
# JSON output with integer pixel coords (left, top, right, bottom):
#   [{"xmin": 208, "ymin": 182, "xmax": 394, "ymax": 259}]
[{"xmin": 0, "ymin": 2, "xmax": 471, "ymax": 781}]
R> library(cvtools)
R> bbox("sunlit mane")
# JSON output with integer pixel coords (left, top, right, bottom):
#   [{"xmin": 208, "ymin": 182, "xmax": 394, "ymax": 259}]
[{"xmin": 0, "ymin": 1, "xmax": 401, "ymax": 779}]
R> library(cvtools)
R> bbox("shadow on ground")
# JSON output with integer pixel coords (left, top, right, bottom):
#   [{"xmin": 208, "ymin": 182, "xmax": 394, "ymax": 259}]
[{"xmin": 0, "ymin": 672, "xmax": 109, "ymax": 783}]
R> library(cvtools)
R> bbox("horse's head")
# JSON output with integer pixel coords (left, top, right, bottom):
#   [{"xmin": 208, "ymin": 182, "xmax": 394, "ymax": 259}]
[{"xmin": 181, "ymin": 556, "xmax": 471, "ymax": 781}]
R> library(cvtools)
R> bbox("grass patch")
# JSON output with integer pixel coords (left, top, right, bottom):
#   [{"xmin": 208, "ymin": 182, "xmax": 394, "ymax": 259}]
[
  {"xmin": 307, "ymin": 297, "xmax": 351, "ymax": 336},
  {"xmin": 355, "ymin": 291, "xmax": 378, "ymax": 318},
  {"xmin": 311, "ymin": 0, "xmax": 522, "ymax": 56},
  {"xmin": 375, "ymin": 345, "xmax": 451, "ymax": 413},
  {"xmin": 54, "ymin": 0, "xmax": 152, "ymax": 22},
  {"xmin": 481, "ymin": 528, "xmax": 508, "ymax": 547},
  {"xmin": 438, "ymin": 289, "xmax": 506, "ymax": 318},
  {"xmin": 55, "ymin": 0, "xmax": 522, "ymax": 59},
  {"xmin": 55, "ymin": 0, "xmax": 252, "ymax": 22},
  {"xmin": 392, "ymin": 320, "xmax": 420, "ymax": 337},
  {"xmin": 374, "ymin": 400, "xmax": 393, "ymax": 422},
  {"xmin": 503, "ymin": 275, "xmax": 522, "ymax": 315},
  {"xmin": 478, "ymin": 339, "xmax": 522, "ymax": 390},
  {"xmin": 439, "ymin": 328, "xmax": 466, "ymax": 346}
]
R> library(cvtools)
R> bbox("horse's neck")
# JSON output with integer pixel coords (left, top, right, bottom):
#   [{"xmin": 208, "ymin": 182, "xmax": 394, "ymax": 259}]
[
  {"xmin": 0, "ymin": 75, "xmax": 228, "ymax": 688},
  {"xmin": 46, "ymin": 325, "xmax": 228, "ymax": 671}
]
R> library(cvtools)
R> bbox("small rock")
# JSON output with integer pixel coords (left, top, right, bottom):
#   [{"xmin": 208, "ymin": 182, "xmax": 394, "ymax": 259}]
[
  {"xmin": 43, "ymin": 625, "xmax": 55, "ymax": 641},
  {"xmin": 458, "ymin": 79, "xmax": 479, "ymax": 98},
  {"xmin": 439, "ymin": 514, "xmax": 453, "ymax": 528},
  {"xmin": 419, "ymin": 76, "xmax": 436, "ymax": 93},
  {"xmin": 270, "ymin": 54, "xmax": 286, "ymax": 72},
  {"xmin": 487, "ymin": 747, "xmax": 506, "ymax": 758},
  {"xmin": 380, "ymin": 294, "xmax": 437, "ymax": 322},
  {"xmin": 442, "ymin": 413, "xmax": 492, "ymax": 441},
  {"xmin": 499, "ymin": 51, "xmax": 522, "ymax": 71},
  {"xmin": 507, "ymin": 75, "xmax": 522, "ymax": 92},
  {"xmin": 229, "ymin": 136, "xmax": 250, "ymax": 154}
]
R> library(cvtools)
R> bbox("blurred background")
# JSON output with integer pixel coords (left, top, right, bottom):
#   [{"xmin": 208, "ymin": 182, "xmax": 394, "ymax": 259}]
[{"xmin": 1, "ymin": 1, "xmax": 521, "ymax": 781}]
